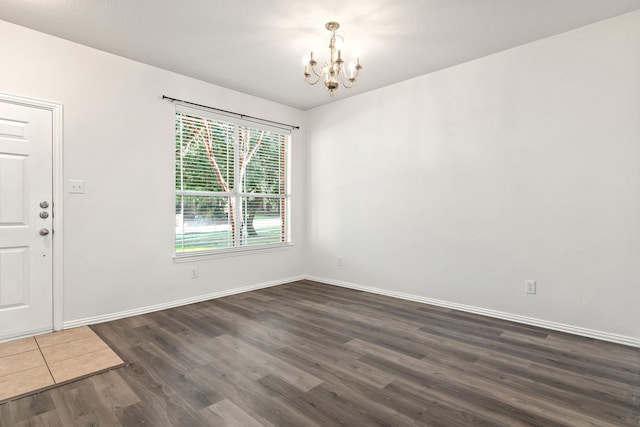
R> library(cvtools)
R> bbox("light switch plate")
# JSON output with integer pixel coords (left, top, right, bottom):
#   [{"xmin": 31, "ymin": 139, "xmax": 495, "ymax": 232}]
[{"xmin": 68, "ymin": 179, "xmax": 85, "ymax": 193}]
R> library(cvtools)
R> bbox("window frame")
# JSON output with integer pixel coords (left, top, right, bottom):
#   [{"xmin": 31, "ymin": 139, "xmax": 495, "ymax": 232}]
[{"xmin": 174, "ymin": 105, "xmax": 292, "ymax": 261}]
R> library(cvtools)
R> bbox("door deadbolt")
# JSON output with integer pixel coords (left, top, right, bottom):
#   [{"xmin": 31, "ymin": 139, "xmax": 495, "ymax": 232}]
[
  {"xmin": 40, "ymin": 201, "xmax": 49, "ymax": 209},
  {"xmin": 39, "ymin": 228, "xmax": 50, "ymax": 236},
  {"xmin": 40, "ymin": 212, "xmax": 49, "ymax": 219}
]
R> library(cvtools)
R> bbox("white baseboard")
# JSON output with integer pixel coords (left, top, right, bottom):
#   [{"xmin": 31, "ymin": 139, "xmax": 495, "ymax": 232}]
[
  {"xmin": 63, "ymin": 275, "xmax": 305, "ymax": 329},
  {"xmin": 304, "ymin": 275, "xmax": 640, "ymax": 349},
  {"xmin": 62, "ymin": 273, "xmax": 639, "ymax": 348}
]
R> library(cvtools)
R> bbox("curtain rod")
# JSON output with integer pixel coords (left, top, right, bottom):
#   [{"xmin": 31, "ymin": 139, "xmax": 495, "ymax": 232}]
[{"xmin": 162, "ymin": 95, "xmax": 300, "ymax": 130}]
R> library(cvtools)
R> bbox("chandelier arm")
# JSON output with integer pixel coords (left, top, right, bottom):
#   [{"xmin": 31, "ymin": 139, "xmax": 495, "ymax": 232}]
[
  {"xmin": 339, "ymin": 74, "xmax": 355, "ymax": 89},
  {"xmin": 309, "ymin": 63, "xmax": 323, "ymax": 78},
  {"xmin": 341, "ymin": 80, "xmax": 353, "ymax": 89},
  {"xmin": 338, "ymin": 63, "xmax": 362, "ymax": 88},
  {"xmin": 304, "ymin": 63, "xmax": 324, "ymax": 85},
  {"xmin": 305, "ymin": 75, "xmax": 322, "ymax": 85}
]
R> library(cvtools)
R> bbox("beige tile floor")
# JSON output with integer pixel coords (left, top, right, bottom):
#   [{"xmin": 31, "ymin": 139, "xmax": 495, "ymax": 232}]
[{"xmin": 0, "ymin": 326, "xmax": 124, "ymax": 402}]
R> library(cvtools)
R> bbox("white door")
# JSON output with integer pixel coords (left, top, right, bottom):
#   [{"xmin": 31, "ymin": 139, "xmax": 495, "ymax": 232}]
[{"xmin": 0, "ymin": 100, "xmax": 53, "ymax": 340}]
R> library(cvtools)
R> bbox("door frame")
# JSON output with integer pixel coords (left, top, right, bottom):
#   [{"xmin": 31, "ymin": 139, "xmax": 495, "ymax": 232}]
[{"xmin": 0, "ymin": 92, "xmax": 64, "ymax": 332}]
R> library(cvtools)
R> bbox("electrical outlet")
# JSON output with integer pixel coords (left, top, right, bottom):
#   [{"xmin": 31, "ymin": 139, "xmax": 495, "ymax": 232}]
[
  {"xmin": 191, "ymin": 268, "xmax": 198, "ymax": 279},
  {"xmin": 525, "ymin": 280, "xmax": 536, "ymax": 295},
  {"xmin": 337, "ymin": 257, "xmax": 343, "ymax": 267}
]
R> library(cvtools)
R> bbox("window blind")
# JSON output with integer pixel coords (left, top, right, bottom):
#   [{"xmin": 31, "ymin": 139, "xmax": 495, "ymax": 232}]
[{"xmin": 175, "ymin": 106, "xmax": 290, "ymax": 254}]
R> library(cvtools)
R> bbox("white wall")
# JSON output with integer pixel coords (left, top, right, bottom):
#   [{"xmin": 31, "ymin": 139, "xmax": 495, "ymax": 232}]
[
  {"xmin": 1, "ymin": 11, "xmax": 638, "ymax": 344},
  {"xmin": 0, "ymin": 20, "xmax": 306, "ymax": 324},
  {"xmin": 306, "ymin": 11, "xmax": 640, "ymax": 342}
]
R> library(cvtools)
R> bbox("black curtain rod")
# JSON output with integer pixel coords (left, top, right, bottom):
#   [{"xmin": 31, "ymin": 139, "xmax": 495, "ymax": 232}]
[{"xmin": 162, "ymin": 95, "xmax": 300, "ymax": 130}]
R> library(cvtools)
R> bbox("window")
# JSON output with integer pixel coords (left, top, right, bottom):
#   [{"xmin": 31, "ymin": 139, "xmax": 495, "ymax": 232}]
[{"xmin": 175, "ymin": 106, "xmax": 290, "ymax": 256}]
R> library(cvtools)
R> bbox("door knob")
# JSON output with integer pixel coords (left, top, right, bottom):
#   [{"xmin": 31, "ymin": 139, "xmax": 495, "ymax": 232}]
[
  {"xmin": 39, "ymin": 228, "xmax": 49, "ymax": 236},
  {"xmin": 40, "ymin": 201, "xmax": 49, "ymax": 208},
  {"xmin": 40, "ymin": 212, "xmax": 49, "ymax": 219}
]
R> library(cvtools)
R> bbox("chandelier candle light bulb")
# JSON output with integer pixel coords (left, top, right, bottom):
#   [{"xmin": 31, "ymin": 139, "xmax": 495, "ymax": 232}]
[{"xmin": 304, "ymin": 21, "xmax": 363, "ymax": 96}]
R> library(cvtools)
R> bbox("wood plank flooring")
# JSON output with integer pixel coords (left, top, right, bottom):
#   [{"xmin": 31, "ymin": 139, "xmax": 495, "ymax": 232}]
[{"xmin": 1, "ymin": 280, "xmax": 638, "ymax": 426}]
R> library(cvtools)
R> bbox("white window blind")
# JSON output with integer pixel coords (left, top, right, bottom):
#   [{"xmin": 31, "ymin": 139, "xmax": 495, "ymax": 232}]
[{"xmin": 175, "ymin": 106, "xmax": 290, "ymax": 255}]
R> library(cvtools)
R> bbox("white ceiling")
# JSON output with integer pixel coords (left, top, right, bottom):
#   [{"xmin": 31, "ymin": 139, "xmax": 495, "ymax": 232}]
[{"xmin": 1, "ymin": 0, "xmax": 639, "ymax": 110}]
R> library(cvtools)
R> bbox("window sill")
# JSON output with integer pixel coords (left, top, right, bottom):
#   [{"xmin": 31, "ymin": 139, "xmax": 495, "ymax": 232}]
[{"xmin": 173, "ymin": 243, "xmax": 294, "ymax": 263}]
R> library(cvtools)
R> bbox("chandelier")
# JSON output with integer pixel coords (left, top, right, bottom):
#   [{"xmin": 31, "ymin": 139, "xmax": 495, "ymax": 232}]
[{"xmin": 303, "ymin": 22, "xmax": 363, "ymax": 96}]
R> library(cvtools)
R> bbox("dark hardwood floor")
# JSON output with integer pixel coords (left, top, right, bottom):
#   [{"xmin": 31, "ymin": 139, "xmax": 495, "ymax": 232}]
[{"xmin": 1, "ymin": 280, "xmax": 639, "ymax": 426}]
